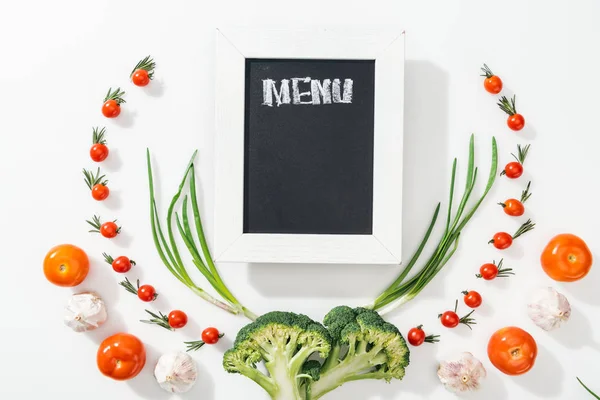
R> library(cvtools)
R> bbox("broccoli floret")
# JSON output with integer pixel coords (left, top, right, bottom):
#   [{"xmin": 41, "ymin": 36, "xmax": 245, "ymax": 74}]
[
  {"xmin": 309, "ymin": 307, "xmax": 410, "ymax": 399},
  {"xmin": 223, "ymin": 311, "xmax": 332, "ymax": 400}
]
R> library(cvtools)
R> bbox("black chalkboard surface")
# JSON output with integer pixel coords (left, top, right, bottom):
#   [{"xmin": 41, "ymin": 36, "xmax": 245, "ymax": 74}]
[{"xmin": 243, "ymin": 59, "xmax": 375, "ymax": 235}]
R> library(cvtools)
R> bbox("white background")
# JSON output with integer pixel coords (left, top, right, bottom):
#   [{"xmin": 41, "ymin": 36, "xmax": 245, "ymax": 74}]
[{"xmin": 0, "ymin": 1, "xmax": 598, "ymax": 399}]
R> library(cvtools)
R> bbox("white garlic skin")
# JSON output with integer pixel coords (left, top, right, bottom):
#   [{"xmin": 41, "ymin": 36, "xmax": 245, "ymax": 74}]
[
  {"xmin": 437, "ymin": 352, "xmax": 486, "ymax": 394},
  {"xmin": 527, "ymin": 287, "xmax": 571, "ymax": 331},
  {"xmin": 63, "ymin": 292, "xmax": 107, "ymax": 332},
  {"xmin": 154, "ymin": 352, "xmax": 198, "ymax": 393}
]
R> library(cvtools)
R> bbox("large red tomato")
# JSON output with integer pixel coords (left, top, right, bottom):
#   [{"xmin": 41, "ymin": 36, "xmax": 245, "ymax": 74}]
[
  {"xmin": 43, "ymin": 244, "xmax": 89, "ymax": 287},
  {"xmin": 97, "ymin": 333, "xmax": 146, "ymax": 380},
  {"xmin": 488, "ymin": 326, "xmax": 537, "ymax": 375},
  {"xmin": 541, "ymin": 234, "xmax": 592, "ymax": 282}
]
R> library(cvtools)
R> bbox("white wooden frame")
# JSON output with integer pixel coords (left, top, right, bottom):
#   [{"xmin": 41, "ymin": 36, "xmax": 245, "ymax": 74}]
[{"xmin": 214, "ymin": 27, "xmax": 405, "ymax": 264}]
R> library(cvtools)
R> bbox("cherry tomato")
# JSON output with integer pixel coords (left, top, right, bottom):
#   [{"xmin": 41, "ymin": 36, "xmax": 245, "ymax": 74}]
[
  {"xmin": 490, "ymin": 232, "xmax": 513, "ymax": 250},
  {"xmin": 500, "ymin": 198, "xmax": 524, "ymax": 216},
  {"xmin": 503, "ymin": 162, "xmax": 524, "ymax": 179},
  {"xmin": 132, "ymin": 69, "xmax": 150, "ymax": 87},
  {"xmin": 102, "ymin": 99, "xmax": 121, "ymax": 118},
  {"xmin": 168, "ymin": 310, "xmax": 188, "ymax": 329},
  {"xmin": 488, "ymin": 326, "xmax": 537, "ymax": 375},
  {"xmin": 92, "ymin": 184, "xmax": 110, "ymax": 201},
  {"xmin": 463, "ymin": 290, "xmax": 482, "ymax": 308},
  {"xmin": 407, "ymin": 326, "xmax": 426, "ymax": 346},
  {"xmin": 43, "ymin": 244, "xmax": 89, "ymax": 287},
  {"xmin": 90, "ymin": 143, "xmax": 109, "ymax": 162},
  {"xmin": 541, "ymin": 234, "xmax": 593, "ymax": 282},
  {"xmin": 112, "ymin": 256, "xmax": 134, "ymax": 273},
  {"xmin": 97, "ymin": 333, "xmax": 146, "ymax": 381},
  {"xmin": 201, "ymin": 327, "xmax": 222, "ymax": 344},
  {"xmin": 138, "ymin": 285, "xmax": 157, "ymax": 302},
  {"xmin": 439, "ymin": 311, "xmax": 459, "ymax": 328},
  {"xmin": 484, "ymin": 75, "xmax": 503, "ymax": 94},
  {"xmin": 478, "ymin": 263, "xmax": 498, "ymax": 280},
  {"xmin": 507, "ymin": 114, "xmax": 525, "ymax": 131},
  {"xmin": 100, "ymin": 221, "xmax": 119, "ymax": 238}
]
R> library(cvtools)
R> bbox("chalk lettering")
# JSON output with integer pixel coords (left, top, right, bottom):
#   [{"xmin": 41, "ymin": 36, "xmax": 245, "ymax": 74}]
[
  {"xmin": 262, "ymin": 78, "xmax": 352, "ymax": 106},
  {"xmin": 262, "ymin": 79, "xmax": 291, "ymax": 107}
]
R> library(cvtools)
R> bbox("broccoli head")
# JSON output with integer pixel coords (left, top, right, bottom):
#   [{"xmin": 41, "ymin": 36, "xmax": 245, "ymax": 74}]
[
  {"xmin": 310, "ymin": 306, "xmax": 410, "ymax": 399},
  {"xmin": 223, "ymin": 311, "xmax": 332, "ymax": 400}
]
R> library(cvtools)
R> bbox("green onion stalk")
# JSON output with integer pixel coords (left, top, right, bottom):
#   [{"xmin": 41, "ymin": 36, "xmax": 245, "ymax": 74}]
[
  {"xmin": 368, "ymin": 134, "xmax": 498, "ymax": 315},
  {"xmin": 147, "ymin": 149, "xmax": 257, "ymax": 321}
]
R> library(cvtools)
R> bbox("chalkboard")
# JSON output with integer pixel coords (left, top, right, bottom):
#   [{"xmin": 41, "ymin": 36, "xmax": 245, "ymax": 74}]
[{"xmin": 243, "ymin": 58, "xmax": 376, "ymax": 235}]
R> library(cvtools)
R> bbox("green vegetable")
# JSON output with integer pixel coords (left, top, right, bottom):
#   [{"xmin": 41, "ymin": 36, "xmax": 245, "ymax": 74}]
[
  {"xmin": 369, "ymin": 134, "xmax": 497, "ymax": 314},
  {"xmin": 223, "ymin": 307, "xmax": 408, "ymax": 400},
  {"xmin": 223, "ymin": 311, "xmax": 332, "ymax": 400},
  {"xmin": 146, "ymin": 149, "xmax": 256, "ymax": 320},
  {"xmin": 311, "ymin": 306, "xmax": 409, "ymax": 399},
  {"xmin": 578, "ymin": 377, "xmax": 600, "ymax": 399}
]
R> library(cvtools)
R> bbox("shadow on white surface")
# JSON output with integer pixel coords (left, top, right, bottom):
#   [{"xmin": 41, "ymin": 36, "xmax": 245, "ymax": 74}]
[
  {"xmin": 127, "ymin": 343, "xmax": 166, "ymax": 400},
  {"xmin": 113, "ymin": 228, "xmax": 134, "ymax": 248},
  {"xmin": 512, "ymin": 344, "xmax": 565, "ymax": 397},
  {"xmin": 564, "ymin": 256, "xmax": 600, "ymax": 306},
  {"xmin": 401, "ymin": 343, "xmax": 440, "ymax": 398},
  {"xmin": 112, "ymin": 108, "xmax": 136, "ymax": 129},
  {"xmin": 181, "ymin": 361, "xmax": 215, "ymax": 400},
  {"xmin": 143, "ymin": 78, "xmax": 166, "ymax": 98},
  {"xmin": 549, "ymin": 304, "xmax": 600, "ymax": 351},
  {"xmin": 400, "ymin": 60, "xmax": 449, "ymax": 267},
  {"xmin": 103, "ymin": 188, "xmax": 122, "ymax": 211},
  {"xmin": 248, "ymin": 60, "xmax": 450, "ymax": 300},
  {"xmin": 75, "ymin": 252, "xmax": 121, "ymax": 305},
  {"xmin": 476, "ymin": 369, "xmax": 509, "ymax": 400},
  {"xmin": 102, "ymin": 147, "xmax": 123, "ymax": 172}
]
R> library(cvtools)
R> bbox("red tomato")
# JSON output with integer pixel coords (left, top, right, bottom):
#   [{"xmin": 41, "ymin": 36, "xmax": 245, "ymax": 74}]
[
  {"xmin": 43, "ymin": 244, "xmax": 89, "ymax": 287},
  {"xmin": 112, "ymin": 256, "xmax": 134, "ymax": 273},
  {"xmin": 541, "ymin": 234, "xmax": 593, "ymax": 282},
  {"xmin": 132, "ymin": 69, "xmax": 150, "ymax": 87},
  {"xmin": 168, "ymin": 310, "xmax": 188, "ymax": 329},
  {"xmin": 100, "ymin": 221, "xmax": 120, "ymax": 238},
  {"xmin": 407, "ymin": 326, "xmax": 426, "ymax": 346},
  {"xmin": 503, "ymin": 162, "xmax": 524, "ymax": 179},
  {"xmin": 478, "ymin": 263, "xmax": 499, "ymax": 280},
  {"xmin": 439, "ymin": 311, "xmax": 459, "ymax": 328},
  {"xmin": 92, "ymin": 184, "xmax": 110, "ymax": 201},
  {"xmin": 97, "ymin": 333, "xmax": 146, "ymax": 380},
  {"xmin": 201, "ymin": 327, "xmax": 222, "ymax": 344},
  {"xmin": 484, "ymin": 76, "xmax": 503, "ymax": 94},
  {"xmin": 90, "ymin": 143, "xmax": 109, "ymax": 162},
  {"xmin": 463, "ymin": 290, "xmax": 482, "ymax": 308},
  {"xmin": 507, "ymin": 114, "xmax": 525, "ymax": 131},
  {"xmin": 490, "ymin": 232, "xmax": 513, "ymax": 250},
  {"xmin": 500, "ymin": 198, "xmax": 524, "ymax": 216},
  {"xmin": 138, "ymin": 285, "xmax": 157, "ymax": 302},
  {"xmin": 488, "ymin": 327, "xmax": 537, "ymax": 375},
  {"xmin": 102, "ymin": 100, "xmax": 121, "ymax": 118}
]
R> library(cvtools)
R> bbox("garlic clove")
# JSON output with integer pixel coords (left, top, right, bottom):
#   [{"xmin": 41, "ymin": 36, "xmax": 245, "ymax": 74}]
[
  {"xmin": 437, "ymin": 352, "xmax": 486, "ymax": 394},
  {"xmin": 64, "ymin": 292, "xmax": 107, "ymax": 332},
  {"xmin": 527, "ymin": 287, "xmax": 571, "ymax": 331},
  {"xmin": 154, "ymin": 352, "xmax": 198, "ymax": 393}
]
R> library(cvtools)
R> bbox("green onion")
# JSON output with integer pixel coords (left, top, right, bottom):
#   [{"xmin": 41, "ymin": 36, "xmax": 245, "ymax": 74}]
[
  {"xmin": 370, "ymin": 134, "xmax": 497, "ymax": 314},
  {"xmin": 147, "ymin": 149, "xmax": 257, "ymax": 320},
  {"xmin": 578, "ymin": 377, "xmax": 600, "ymax": 399}
]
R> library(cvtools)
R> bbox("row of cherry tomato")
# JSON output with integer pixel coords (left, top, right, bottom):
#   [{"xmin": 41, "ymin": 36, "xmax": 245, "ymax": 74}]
[
  {"xmin": 406, "ymin": 64, "xmax": 534, "ymax": 347},
  {"xmin": 85, "ymin": 57, "xmax": 222, "ymax": 379}
]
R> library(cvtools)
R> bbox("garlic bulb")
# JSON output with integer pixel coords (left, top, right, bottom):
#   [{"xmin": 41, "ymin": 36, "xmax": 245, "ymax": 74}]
[
  {"xmin": 527, "ymin": 287, "xmax": 571, "ymax": 331},
  {"xmin": 437, "ymin": 352, "xmax": 486, "ymax": 394},
  {"xmin": 154, "ymin": 352, "xmax": 198, "ymax": 393},
  {"xmin": 64, "ymin": 292, "xmax": 107, "ymax": 332}
]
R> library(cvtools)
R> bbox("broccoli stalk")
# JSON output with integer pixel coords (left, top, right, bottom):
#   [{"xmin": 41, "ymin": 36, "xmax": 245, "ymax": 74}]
[
  {"xmin": 309, "ymin": 306, "xmax": 409, "ymax": 399},
  {"xmin": 223, "ymin": 312, "xmax": 332, "ymax": 400}
]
